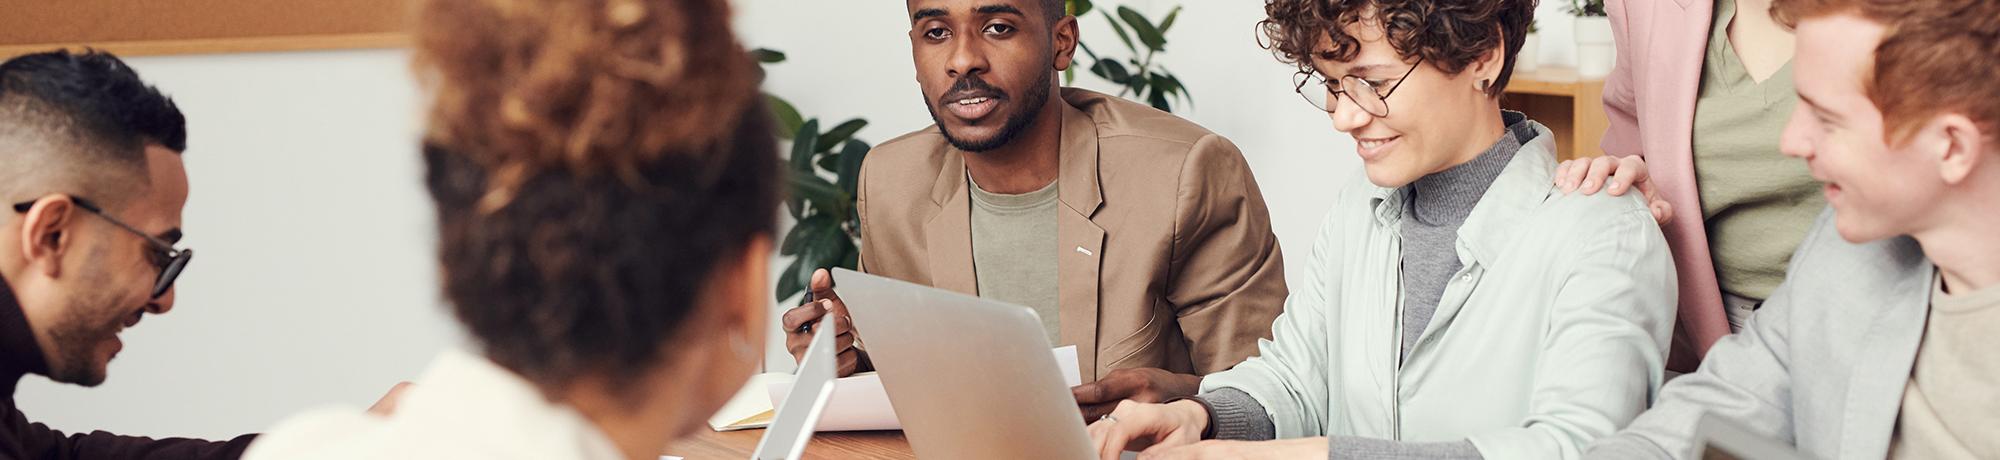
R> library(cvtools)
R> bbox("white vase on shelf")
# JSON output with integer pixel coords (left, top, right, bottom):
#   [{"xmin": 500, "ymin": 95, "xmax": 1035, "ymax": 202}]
[{"xmin": 1574, "ymin": 16, "xmax": 1615, "ymax": 78}]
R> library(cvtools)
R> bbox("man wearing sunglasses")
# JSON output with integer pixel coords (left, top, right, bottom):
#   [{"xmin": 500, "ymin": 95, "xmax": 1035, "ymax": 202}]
[
  {"xmin": 0, "ymin": 50, "xmax": 402, "ymax": 460},
  {"xmin": 0, "ymin": 48, "xmax": 258, "ymax": 460}
]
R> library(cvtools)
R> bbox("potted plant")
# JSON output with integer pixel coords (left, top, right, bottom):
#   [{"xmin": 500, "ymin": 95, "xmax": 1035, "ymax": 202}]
[
  {"xmin": 1065, "ymin": 0, "xmax": 1194, "ymax": 112},
  {"xmin": 1517, "ymin": 18, "xmax": 1541, "ymax": 73},
  {"xmin": 754, "ymin": 48, "xmax": 872, "ymax": 302},
  {"xmin": 1568, "ymin": 0, "xmax": 1614, "ymax": 78}
]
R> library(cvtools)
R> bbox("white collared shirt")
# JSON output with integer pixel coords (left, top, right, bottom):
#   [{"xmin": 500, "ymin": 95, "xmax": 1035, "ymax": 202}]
[{"xmin": 244, "ymin": 349, "xmax": 624, "ymax": 460}]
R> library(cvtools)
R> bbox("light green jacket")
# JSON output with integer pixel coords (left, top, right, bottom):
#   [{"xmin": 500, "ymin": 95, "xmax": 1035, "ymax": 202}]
[{"xmin": 1201, "ymin": 122, "xmax": 1678, "ymax": 459}]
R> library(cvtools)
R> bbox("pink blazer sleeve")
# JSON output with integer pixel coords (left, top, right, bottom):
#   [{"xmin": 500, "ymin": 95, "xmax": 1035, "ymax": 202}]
[
  {"xmin": 1597, "ymin": 0, "xmax": 1732, "ymax": 373},
  {"xmin": 1601, "ymin": 0, "xmax": 1643, "ymax": 159}
]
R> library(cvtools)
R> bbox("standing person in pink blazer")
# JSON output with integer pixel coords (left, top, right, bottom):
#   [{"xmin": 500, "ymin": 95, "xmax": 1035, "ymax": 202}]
[{"xmin": 1554, "ymin": 0, "xmax": 1815, "ymax": 373}]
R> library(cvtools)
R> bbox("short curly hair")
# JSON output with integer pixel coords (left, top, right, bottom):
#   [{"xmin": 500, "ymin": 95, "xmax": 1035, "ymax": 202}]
[
  {"xmin": 1259, "ymin": 0, "xmax": 1537, "ymax": 97},
  {"xmin": 1773, "ymin": 0, "xmax": 2000, "ymax": 145},
  {"xmin": 412, "ymin": 0, "xmax": 780, "ymax": 396}
]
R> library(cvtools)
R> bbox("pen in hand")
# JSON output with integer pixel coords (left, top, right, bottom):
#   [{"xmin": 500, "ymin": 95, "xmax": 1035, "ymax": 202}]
[{"xmin": 795, "ymin": 291, "xmax": 816, "ymax": 334}]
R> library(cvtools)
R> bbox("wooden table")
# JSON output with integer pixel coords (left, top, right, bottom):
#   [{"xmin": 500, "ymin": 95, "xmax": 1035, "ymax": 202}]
[
  {"xmin": 1502, "ymin": 66, "xmax": 1609, "ymax": 162},
  {"xmin": 667, "ymin": 429, "xmax": 915, "ymax": 459}
]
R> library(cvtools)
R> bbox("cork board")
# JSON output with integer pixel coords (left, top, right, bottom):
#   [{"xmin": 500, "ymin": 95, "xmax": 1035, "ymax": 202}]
[{"xmin": 0, "ymin": 0, "xmax": 411, "ymax": 58}]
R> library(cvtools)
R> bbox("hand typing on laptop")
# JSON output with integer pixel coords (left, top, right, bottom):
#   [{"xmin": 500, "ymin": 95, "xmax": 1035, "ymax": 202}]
[
  {"xmin": 1088, "ymin": 400, "xmax": 1328, "ymax": 460},
  {"xmin": 1071, "ymin": 368, "xmax": 1202, "ymax": 421}
]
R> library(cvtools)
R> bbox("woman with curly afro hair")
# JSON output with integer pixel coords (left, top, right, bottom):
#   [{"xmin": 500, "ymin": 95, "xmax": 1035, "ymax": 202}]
[
  {"xmin": 241, "ymin": 0, "xmax": 783, "ymax": 459},
  {"xmin": 1086, "ymin": 0, "xmax": 1681, "ymax": 458}
]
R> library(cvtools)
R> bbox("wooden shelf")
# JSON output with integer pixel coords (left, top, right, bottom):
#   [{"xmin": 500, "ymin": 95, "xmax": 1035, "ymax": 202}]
[{"xmin": 1503, "ymin": 66, "xmax": 1608, "ymax": 161}]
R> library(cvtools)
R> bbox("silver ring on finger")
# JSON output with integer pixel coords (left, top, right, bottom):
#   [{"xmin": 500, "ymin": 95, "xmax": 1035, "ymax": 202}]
[{"xmin": 1099, "ymin": 414, "xmax": 1118, "ymax": 424}]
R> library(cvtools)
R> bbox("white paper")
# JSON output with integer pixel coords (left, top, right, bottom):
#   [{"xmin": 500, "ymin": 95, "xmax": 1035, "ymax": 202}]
[
  {"xmin": 705, "ymin": 373, "xmax": 780, "ymax": 431},
  {"xmin": 766, "ymin": 346, "xmax": 1082, "ymax": 432},
  {"xmin": 1051, "ymin": 345, "xmax": 1081, "ymax": 389}
]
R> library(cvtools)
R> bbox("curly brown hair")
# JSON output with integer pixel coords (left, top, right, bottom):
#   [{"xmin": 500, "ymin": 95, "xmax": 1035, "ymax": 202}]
[
  {"xmin": 411, "ymin": 0, "xmax": 780, "ymax": 396},
  {"xmin": 1259, "ymin": 0, "xmax": 1537, "ymax": 97}
]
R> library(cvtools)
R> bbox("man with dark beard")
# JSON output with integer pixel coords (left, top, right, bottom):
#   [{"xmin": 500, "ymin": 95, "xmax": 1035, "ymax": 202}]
[
  {"xmin": 0, "ymin": 48, "xmax": 256, "ymax": 460},
  {"xmin": 0, "ymin": 50, "xmax": 401, "ymax": 460},
  {"xmin": 780, "ymin": 0, "xmax": 1288, "ymax": 421}
]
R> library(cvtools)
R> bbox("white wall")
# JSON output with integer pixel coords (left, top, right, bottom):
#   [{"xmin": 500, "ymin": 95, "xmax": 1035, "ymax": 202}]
[{"xmin": 15, "ymin": 0, "xmax": 1583, "ymax": 440}]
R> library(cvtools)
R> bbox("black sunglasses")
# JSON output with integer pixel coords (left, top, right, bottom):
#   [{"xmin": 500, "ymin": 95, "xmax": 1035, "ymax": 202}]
[{"xmin": 12, "ymin": 197, "xmax": 192, "ymax": 299}]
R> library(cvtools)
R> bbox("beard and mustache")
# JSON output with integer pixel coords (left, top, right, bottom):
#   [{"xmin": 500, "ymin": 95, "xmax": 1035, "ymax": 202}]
[
  {"xmin": 925, "ymin": 69, "xmax": 1055, "ymax": 153},
  {"xmin": 43, "ymin": 250, "xmax": 139, "ymax": 387}
]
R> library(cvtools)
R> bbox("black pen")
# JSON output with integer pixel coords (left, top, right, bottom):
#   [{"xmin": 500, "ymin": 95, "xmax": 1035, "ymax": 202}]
[{"xmin": 795, "ymin": 291, "xmax": 816, "ymax": 334}]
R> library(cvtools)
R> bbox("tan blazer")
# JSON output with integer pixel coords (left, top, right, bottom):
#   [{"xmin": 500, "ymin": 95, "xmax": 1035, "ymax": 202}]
[{"xmin": 855, "ymin": 88, "xmax": 1286, "ymax": 382}]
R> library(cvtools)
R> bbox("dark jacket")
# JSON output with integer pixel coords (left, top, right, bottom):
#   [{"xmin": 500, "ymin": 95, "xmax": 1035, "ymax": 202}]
[{"xmin": 2, "ymin": 277, "xmax": 255, "ymax": 460}]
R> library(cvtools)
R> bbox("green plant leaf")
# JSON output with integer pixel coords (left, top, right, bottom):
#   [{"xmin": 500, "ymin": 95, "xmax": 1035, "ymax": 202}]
[
  {"xmin": 1064, "ymin": 67, "xmax": 1076, "ymax": 85},
  {"xmin": 1130, "ymin": 71, "xmax": 1151, "ymax": 96},
  {"xmin": 780, "ymin": 214, "xmax": 836, "ymax": 256},
  {"xmin": 816, "ymin": 151, "xmax": 840, "ymax": 171},
  {"xmin": 1149, "ymin": 72, "xmax": 1184, "ymax": 107},
  {"xmin": 1090, "ymin": 58, "xmax": 1131, "ymax": 84},
  {"xmin": 793, "ymin": 224, "xmax": 846, "ymax": 299},
  {"xmin": 768, "ymin": 94, "xmax": 803, "ymax": 140},
  {"xmin": 776, "ymin": 211, "xmax": 851, "ymax": 301},
  {"xmin": 776, "ymin": 256, "xmax": 805, "ymax": 300},
  {"xmin": 1100, "ymin": 11, "xmax": 1137, "ymax": 54},
  {"xmin": 1167, "ymin": 72, "xmax": 1194, "ymax": 108},
  {"xmin": 816, "ymin": 119, "xmax": 868, "ymax": 151},
  {"xmin": 839, "ymin": 244, "xmax": 860, "ymax": 269},
  {"xmin": 1117, "ymin": 6, "xmax": 1166, "ymax": 52},
  {"xmin": 1148, "ymin": 82, "xmax": 1172, "ymax": 111},
  {"xmin": 790, "ymin": 119, "xmax": 820, "ymax": 173},
  {"xmin": 836, "ymin": 139, "xmax": 869, "ymax": 196},
  {"xmin": 751, "ymin": 48, "xmax": 788, "ymax": 64},
  {"xmin": 780, "ymin": 221, "xmax": 809, "ymax": 256},
  {"xmin": 1067, "ymin": 0, "xmax": 1092, "ymax": 16},
  {"xmin": 1158, "ymin": 6, "xmax": 1182, "ymax": 34},
  {"xmin": 788, "ymin": 171, "xmax": 848, "ymax": 218},
  {"xmin": 834, "ymin": 233, "xmax": 858, "ymax": 269}
]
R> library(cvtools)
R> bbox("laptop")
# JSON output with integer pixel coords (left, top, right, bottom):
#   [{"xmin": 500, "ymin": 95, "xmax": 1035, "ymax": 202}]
[
  {"xmin": 833, "ymin": 268, "xmax": 1114, "ymax": 460},
  {"xmin": 751, "ymin": 315, "xmax": 839, "ymax": 460}
]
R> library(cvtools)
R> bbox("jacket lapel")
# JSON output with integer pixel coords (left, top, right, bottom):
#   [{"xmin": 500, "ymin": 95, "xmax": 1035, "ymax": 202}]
[
  {"xmin": 923, "ymin": 149, "xmax": 978, "ymax": 296},
  {"xmin": 1647, "ymin": 0, "xmax": 1715, "ymax": 244},
  {"xmin": 1838, "ymin": 261, "xmax": 1933, "ymax": 458},
  {"xmin": 1055, "ymin": 101, "xmax": 1107, "ymax": 380}
]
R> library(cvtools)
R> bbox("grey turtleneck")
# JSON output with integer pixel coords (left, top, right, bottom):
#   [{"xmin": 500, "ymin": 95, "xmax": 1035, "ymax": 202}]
[
  {"xmin": 1192, "ymin": 112, "xmax": 1535, "ymax": 460},
  {"xmin": 1397, "ymin": 111, "xmax": 1526, "ymax": 362}
]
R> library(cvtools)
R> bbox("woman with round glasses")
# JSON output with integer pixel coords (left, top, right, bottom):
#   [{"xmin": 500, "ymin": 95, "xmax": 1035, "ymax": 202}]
[{"xmin": 1085, "ymin": 0, "xmax": 1679, "ymax": 458}]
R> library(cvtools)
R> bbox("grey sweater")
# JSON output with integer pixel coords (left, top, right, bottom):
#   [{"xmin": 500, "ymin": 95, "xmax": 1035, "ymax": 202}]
[{"xmin": 1195, "ymin": 112, "xmax": 1534, "ymax": 459}]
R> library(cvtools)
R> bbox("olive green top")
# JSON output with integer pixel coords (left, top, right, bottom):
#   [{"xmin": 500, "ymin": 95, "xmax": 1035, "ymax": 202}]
[
  {"xmin": 1691, "ymin": 0, "xmax": 1823, "ymax": 300},
  {"xmin": 968, "ymin": 176, "xmax": 1062, "ymax": 343}
]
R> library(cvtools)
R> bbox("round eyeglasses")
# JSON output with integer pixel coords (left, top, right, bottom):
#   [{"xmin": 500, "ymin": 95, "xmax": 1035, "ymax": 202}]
[{"xmin": 1292, "ymin": 58, "xmax": 1423, "ymax": 118}]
